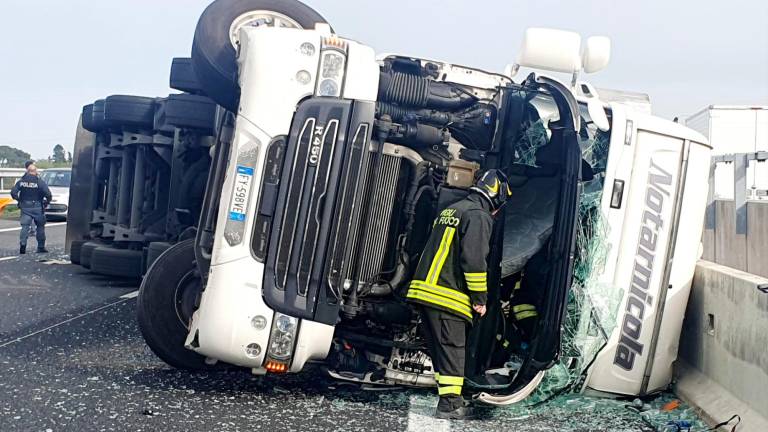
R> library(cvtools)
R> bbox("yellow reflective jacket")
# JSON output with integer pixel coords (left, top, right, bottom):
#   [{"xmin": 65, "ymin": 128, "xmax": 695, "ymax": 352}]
[{"xmin": 406, "ymin": 193, "xmax": 493, "ymax": 322}]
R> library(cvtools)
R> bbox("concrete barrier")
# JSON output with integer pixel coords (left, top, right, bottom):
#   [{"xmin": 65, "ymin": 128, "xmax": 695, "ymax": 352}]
[
  {"xmin": 703, "ymin": 200, "xmax": 768, "ymax": 278},
  {"xmin": 675, "ymin": 260, "xmax": 768, "ymax": 431}
]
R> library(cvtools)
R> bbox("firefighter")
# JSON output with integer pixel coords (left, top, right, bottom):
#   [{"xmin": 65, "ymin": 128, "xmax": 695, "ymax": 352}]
[
  {"xmin": 406, "ymin": 169, "xmax": 511, "ymax": 420},
  {"xmin": 506, "ymin": 246, "xmax": 547, "ymax": 343},
  {"xmin": 10, "ymin": 162, "xmax": 52, "ymax": 254}
]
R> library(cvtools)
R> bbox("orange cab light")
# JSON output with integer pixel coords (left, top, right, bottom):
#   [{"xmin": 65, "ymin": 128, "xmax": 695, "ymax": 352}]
[{"xmin": 265, "ymin": 360, "xmax": 289, "ymax": 373}]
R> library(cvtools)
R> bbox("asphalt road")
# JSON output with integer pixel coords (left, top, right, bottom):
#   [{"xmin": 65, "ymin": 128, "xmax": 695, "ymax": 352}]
[{"xmin": 0, "ymin": 221, "xmax": 698, "ymax": 432}]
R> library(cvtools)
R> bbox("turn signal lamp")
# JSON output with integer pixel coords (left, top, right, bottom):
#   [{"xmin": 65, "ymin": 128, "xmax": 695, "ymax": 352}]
[{"xmin": 265, "ymin": 360, "xmax": 289, "ymax": 373}]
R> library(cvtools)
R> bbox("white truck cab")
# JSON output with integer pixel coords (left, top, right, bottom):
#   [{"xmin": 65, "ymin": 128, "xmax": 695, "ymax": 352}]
[{"xmin": 137, "ymin": 0, "xmax": 711, "ymax": 405}]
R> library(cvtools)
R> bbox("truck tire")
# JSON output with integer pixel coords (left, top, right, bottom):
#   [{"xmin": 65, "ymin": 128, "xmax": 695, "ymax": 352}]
[
  {"xmin": 81, "ymin": 104, "xmax": 99, "ymax": 133},
  {"xmin": 91, "ymin": 99, "xmax": 108, "ymax": 132},
  {"xmin": 137, "ymin": 239, "xmax": 214, "ymax": 370},
  {"xmin": 104, "ymin": 95, "xmax": 157, "ymax": 129},
  {"xmin": 145, "ymin": 241, "xmax": 172, "ymax": 272},
  {"xmin": 90, "ymin": 246, "xmax": 144, "ymax": 279},
  {"xmin": 170, "ymin": 58, "xmax": 205, "ymax": 95},
  {"xmin": 80, "ymin": 241, "xmax": 103, "ymax": 269},
  {"xmin": 69, "ymin": 240, "xmax": 87, "ymax": 265},
  {"xmin": 191, "ymin": 0, "xmax": 329, "ymax": 112},
  {"xmin": 163, "ymin": 94, "xmax": 217, "ymax": 131}
]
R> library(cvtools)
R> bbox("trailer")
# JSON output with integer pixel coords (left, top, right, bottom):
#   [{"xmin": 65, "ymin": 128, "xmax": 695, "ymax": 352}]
[
  {"xmin": 67, "ymin": 59, "xmax": 219, "ymax": 278},
  {"xmin": 686, "ymin": 105, "xmax": 768, "ymax": 199}
]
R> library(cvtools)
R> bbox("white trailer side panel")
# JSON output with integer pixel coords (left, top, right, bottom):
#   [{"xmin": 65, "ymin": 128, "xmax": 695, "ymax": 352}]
[{"xmin": 686, "ymin": 106, "xmax": 768, "ymax": 199}]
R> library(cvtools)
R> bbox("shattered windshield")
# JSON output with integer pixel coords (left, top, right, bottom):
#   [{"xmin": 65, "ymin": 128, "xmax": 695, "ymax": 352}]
[
  {"xmin": 498, "ymin": 94, "xmax": 622, "ymax": 402},
  {"xmin": 527, "ymin": 105, "xmax": 621, "ymax": 403},
  {"xmin": 510, "ymin": 93, "xmax": 558, "ymax": 168}
]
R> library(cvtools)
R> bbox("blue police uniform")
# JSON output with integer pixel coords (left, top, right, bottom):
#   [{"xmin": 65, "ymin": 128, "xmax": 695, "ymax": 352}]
[{"xmin": 11, "ymin": 173, "xmax": 52, "ymax": 253}]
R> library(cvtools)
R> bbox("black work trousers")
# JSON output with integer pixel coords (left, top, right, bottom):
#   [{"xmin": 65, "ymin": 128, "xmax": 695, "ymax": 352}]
[
  {"xmin": 19, "ymin": 206, "xmax": 46, "ymax": 248},
  {"xmin": 420, "ymin": 306, "xmax": 468, "ymax": 411}
]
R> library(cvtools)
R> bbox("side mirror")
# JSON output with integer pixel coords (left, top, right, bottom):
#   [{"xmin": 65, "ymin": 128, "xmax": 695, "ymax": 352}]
[
  {"xmin": 517, "ymin": 28, "xmax": 582, "ymax": 73},
  {"xmin": 582, "ymin": 36, "xmax": 611, "ymax": 74}
]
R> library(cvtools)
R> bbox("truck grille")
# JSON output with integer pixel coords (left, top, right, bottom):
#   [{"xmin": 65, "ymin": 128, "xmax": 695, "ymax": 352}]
[{"xmin": 262, "ymin": 99, "xmax": 377, "ymax": 324}]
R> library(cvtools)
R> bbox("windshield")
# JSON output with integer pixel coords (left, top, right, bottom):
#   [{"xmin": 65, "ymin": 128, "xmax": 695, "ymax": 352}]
[{"xmin": 41, "ymin": 170, "xmax": 71, "ymax": 187}]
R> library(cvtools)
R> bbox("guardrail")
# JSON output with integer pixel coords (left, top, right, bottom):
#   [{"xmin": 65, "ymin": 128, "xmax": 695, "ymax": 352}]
[
  {"xmin": 703, "ymin": 152, "xmax": 768, "ymax": 277},
  {"xmin": 0, "ymin": 168, "xmax": 24, "ymax": 214},
  {"xmin": 0, "ymin": 168, "xmax": 25, "ymax": 192}
]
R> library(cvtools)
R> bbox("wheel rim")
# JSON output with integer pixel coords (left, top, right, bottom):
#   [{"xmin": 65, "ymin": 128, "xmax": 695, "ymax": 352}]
[
  {"xmin": 229, "ymin": 10, "xmax": 304, "ymax": 48},
  {"xmin": 173, "ymin": 269, "xmax": 202, "ymax": 329}
]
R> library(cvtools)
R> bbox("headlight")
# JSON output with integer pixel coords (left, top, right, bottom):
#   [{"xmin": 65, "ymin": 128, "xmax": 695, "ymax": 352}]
[
  {"xmin": 317, "ymin": 79, "xmax": 340, "ymax": 97},
  {"xmin": 314, "ymin": 38, "xmax": 348, "ymax": 98},
  {"xmin": 321, "ymin": 52, "xmax": 345, "ymax": 80},
  {"xmin": 267, "ymin": 313, "xmax": 299, "ymax": 360}
]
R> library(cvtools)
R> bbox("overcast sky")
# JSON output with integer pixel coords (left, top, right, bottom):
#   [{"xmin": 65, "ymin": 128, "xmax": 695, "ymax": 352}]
[{"xmin": 1, "ymin": 0, "xmax": 766, "ymax": 159}]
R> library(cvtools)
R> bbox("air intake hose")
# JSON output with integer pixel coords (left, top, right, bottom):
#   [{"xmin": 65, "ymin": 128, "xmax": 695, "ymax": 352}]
[
  {"xmin": 376, "ymin": 102, "xmax": 453, "ymax": 125},
  {"xmin": 378, "ymin": 72, "xmax": 477, "ymax": 111}
]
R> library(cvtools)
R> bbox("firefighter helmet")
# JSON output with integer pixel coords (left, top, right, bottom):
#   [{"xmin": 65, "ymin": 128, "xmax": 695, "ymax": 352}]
[{"xmin": 471, "ymin": 169, "xmax": 512, "ymax": 211}]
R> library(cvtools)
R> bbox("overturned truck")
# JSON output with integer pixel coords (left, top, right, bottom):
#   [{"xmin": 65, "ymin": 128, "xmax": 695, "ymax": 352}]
[{"xmin": 133, "ymin": 0, "xmax": 711, "ymax": 405}]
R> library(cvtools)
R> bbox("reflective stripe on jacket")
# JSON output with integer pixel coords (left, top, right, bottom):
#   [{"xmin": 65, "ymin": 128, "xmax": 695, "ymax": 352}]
[{"xmin": 406, "ymin": 193, "xmax": 493, "ymax": 322}]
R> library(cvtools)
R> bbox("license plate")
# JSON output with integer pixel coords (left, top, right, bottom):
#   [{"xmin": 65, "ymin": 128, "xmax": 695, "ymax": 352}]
[{"xmin": 229, "ymin": 166, "xmax": 254, "ymax": 221}]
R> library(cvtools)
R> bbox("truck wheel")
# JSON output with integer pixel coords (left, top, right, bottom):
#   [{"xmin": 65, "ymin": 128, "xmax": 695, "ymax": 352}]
[
  {"xmin": 69, "ymin": 240, "xmax": 87, "ymax": 265},
  {"xmin": 90, "ymin": 246, "xmax": 144, "ymax": 279},
  {"xmin": 191, "ymin": 0, "xmax": 330, "ymax": 112},
  {"xmin": 137, "ymin": 239, "xmax": 214, "ymax": 370},
  {"xmin": 163, "ymin": 94, "xmax": 218, "ymax": 132},
  {"xmin": 145, "ymin": 242, "xmax": 172, "ymax": 272},
  {"xmin": 81, "ymin": 104, "xmax": 99, "ymax": 133},
  {"xmin": 104, "ymin": 95, "xmax": 157, "ymax": 129},
  {"xmin": 91, "ymin": 99, "xmax": 108, "ymax": 132},
  {"xmin": 170, "ymin": 57, "xmax": 205, "ymax": 95},
  {"xmin": 80, "ymin": 241, "xmax": 103, "ymax": 269}
]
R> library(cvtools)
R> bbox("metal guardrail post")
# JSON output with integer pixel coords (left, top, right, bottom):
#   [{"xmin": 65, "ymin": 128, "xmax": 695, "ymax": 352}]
[
  {"xmin": 706, "ymin": 159, "xmax": 716, "ymax": 231},
  {"xmin": 734, "ymin": 153, "xmax": 748, "ymax": 235}
]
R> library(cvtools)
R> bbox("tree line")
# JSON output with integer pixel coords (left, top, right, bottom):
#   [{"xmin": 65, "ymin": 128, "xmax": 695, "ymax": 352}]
[{"xmin": 0, "ymin": 144, "xmax": 72, "ymax": 168}]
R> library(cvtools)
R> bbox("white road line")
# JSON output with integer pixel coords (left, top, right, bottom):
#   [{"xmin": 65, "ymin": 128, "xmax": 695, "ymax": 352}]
[
  {"xmin": 120, "ymin": 290, "xmax": 139, "ymax": 299},
  {"xmin": 0, "ymin": 296, "xmax": 131, "ymax": 349},
  {"xmin": 0, "ymin": 256, "xmax": 17, "ymax": 262},
  {"xmin": 407, "ymin": 394, "xmax": 451, "ymax": 432},
  {"xmin": 0, "ymin": 222, "xmax": 67, "ymax": 233}
]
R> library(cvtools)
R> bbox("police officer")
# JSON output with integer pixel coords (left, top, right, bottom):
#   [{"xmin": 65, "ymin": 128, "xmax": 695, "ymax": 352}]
[
  {"xmin": 406, "ymin": 169, "xmax": 511, "ymax": 419},
  {"xmin": 11, "ymin": 162, "xmax": 52, "ymax": 254}
]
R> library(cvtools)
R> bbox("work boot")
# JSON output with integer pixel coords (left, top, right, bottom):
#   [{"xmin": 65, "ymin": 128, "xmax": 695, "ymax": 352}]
[
  {"xmin": 36, "ymin": 246, "xmax": 49, "ymax": 254},
  {"xmin": 435, "ymin": 404, "xmax": 476, "ymax": 420},
  {"xmin": 19, "ymin": 244, "xmax": 26, "ymax": 255},
  {"xmin": 435, "ymin": 396, "xmax": 476, "ymax": 420}
]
